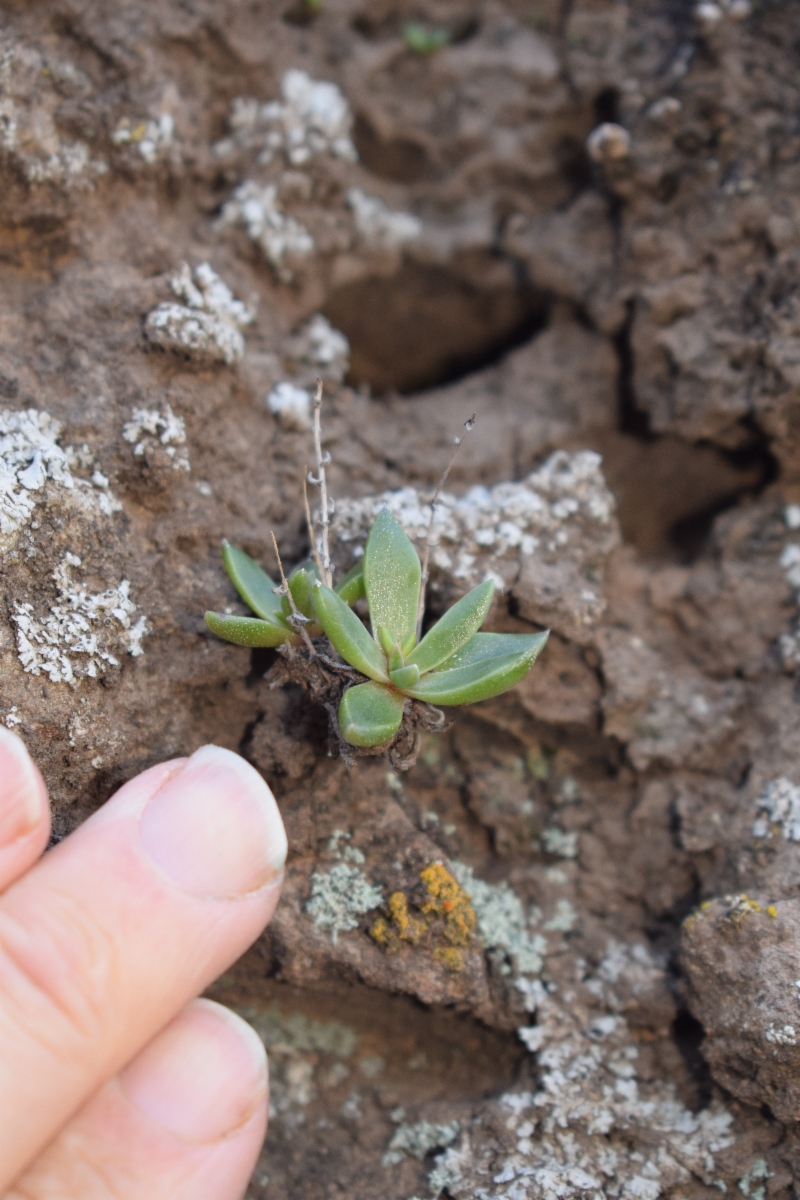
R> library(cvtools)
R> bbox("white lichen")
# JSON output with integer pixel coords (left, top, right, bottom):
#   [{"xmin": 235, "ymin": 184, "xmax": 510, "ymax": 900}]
[
  {"xmin": 0, "ymin": 40, "xmax": 104, "ymax": 187},
  {"xmin": 347, "ymin": 187, "xmax": 422, "ymax": 249},
  {"xmin": 752, "ymin": 777, "xmax": 800, "ymax": 842},
  {"xmin": 122, "ymin": 405, "xmax": 190, "ymax": 471},
  {"xmin": 451, "ymin": 861, "xmax": 547, "ymax": 976},
  {"xmin": 780, "ymin": 543, "xmax": 800, "ymax": 602},
  {"xmin": 333, "ymin": 451, "xmax": 618, "ymax": 637},
  {"xmin": 306, "ymin": 863, "xmax": 383, "ymax": 944},
  {"xmin": 111, "ymin": 113, "xmax": 177, "ymax": 165},
  {"xmin": 216, "ymin": 180, "xmax": 314, "ymax": 280},
  {"xmin": 0, "ymin": 408, "xmax": 118, "ymax": 541},
  {"xmin": 214, "ymin": 69, "xmax": 357, "ymax": 167},
  {"xmin": 266, "ymin": 382, "xmax": 312, "ymax": 431},
  {"xmin": 300, "ymin": 313, "xmax": 350, "ymax": 379},
  {"xmin": 144, "ymin": 262, "xmax": 254, "ymax": 365},
  {"xmin": 764, "ymin": 1022, "xmax": 796, "ymax": 1046},
  {"xmin": 12, "ymin": 553, "xmax": 147, "ymax": 686},
  {"xmin": 382, "ymin": 1119, "xmax": 461, "ymax": 1168}
]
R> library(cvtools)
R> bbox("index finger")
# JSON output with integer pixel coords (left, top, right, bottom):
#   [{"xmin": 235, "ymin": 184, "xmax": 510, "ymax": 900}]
[{"xmin": 0, "ymin": 743, "xmax": 286, "ymax": 1190}]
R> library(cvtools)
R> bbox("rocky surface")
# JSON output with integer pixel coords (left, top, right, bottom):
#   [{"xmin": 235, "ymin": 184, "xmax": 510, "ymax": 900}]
[{"xmin": 2, "ymin": 0, "xmax": 800, "ymax": 1195}]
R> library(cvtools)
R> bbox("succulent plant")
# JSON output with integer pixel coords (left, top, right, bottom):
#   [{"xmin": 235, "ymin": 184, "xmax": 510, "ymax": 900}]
[
  {"xmin": 205, "ymin": 510, "xmax": 547, "ymax": 750},
  {"xmin": 312, "ymin": 510, "xmax": 547, "ymax": 746}
]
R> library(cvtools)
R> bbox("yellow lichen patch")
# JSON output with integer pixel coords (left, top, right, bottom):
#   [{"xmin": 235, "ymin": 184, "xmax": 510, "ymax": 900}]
[
  {"xmin": 767, "ymin": 904, "xmax": 778, "ymax": 918},
  {"xmin": 419, "ymin": 862, "xmax": 477, "ymax": 947},
  {"xmin": 433, "ymin": 946, "xmax": 464, "ymax": 973},
  {"xmin": 726, "ymin": 893, "xmax": 763, "ymax": 924},
  {"xmin": 388, "ymin": 892, "xmax": 427, "ymax": 944}
]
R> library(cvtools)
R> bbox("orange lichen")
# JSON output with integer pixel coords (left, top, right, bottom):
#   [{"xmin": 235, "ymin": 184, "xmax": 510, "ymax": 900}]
[
  {"xmin": 419, "ymin": 862, "xmax": 476, "ymax": 947},
  {"xmin": 368, "ymin": 863, "xmax": 477, "ymax": 972}
]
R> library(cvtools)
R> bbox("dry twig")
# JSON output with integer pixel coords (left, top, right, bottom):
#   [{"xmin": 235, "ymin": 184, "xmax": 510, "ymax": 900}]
[
  {"xmin": 308, "ymin": 378, "xmax": 333, "ymax": 587},
  {"xmin": 270, "ymin": 530, "xmax": 317, "ymax": 656}
]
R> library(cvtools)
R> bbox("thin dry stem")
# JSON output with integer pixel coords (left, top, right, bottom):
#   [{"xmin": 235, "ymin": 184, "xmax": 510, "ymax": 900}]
[
  {"xmin": 310, "ymin": 378, "xmax": 333, "ymax": 588},
  {"xmin": 270, "ymin": 530, "xmax": 317, "ymax": 656},
  {"xmin": 415, "ymin": 413, "xmax": 476, "ymax": 640},
  {"xmin": 303, "ymin": 474, "xmax": 326, "ymax": 580}
]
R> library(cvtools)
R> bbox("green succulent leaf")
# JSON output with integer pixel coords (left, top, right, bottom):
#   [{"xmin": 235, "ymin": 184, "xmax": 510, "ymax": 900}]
[
  {"xmin": 204, "ymin": 610, "xmax": 292, "ymax": 648},
  {"xmin": 335, "ymin": 561, "xmax": 365, "ymax": 605},
  {"xmin": 221, "ymin": 542, "xmax": 283, "ymax": 620},
  {"xmin": 407, "ymin": 579, "xmax": 495, "ymax": 674},
  {"xmin": 405, "ymin": 639, "xmax": 548, "ymax": 706},
  {"xmin": 363, "ymin": 510, "xmax": 421, "ymax": 647},
  {"xmin": 440, "ymin": 630, "xmax": 549, "ymax": 671},
  {"xmin": 339, "ymin": 681, "xmax": 406, "ymax": 747},
  {"xmin": 312, "ymin": 584, "xmax": 389, "ymax": 682},
  {"xmin": 389, "ymin": 663, "xmax": 421, "ymax": 690},
  {"xmin": 282, "ymin": 565, "xmax": 318, "ymax": 620}
]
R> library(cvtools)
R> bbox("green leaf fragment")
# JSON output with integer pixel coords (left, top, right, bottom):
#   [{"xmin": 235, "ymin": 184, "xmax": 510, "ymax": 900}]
[
  {"xmin": 339, "ymin": 681, "xmax": 406, "ymax": 747},
  {"xmin": 389, "ymin": 663, "xmax": 421, "ymax": 690},
  {"xmin": 440, "ymin": 630, "xmax": 549, "ymax": 671},
  {"xmin": 204, "ymin": 610, "xmax": 292, "ymax": 648},
  {"xmin": 363, "ymin": 510, "xmax": 421, "ymax": 647},
  {"xmin": 407, "ymin": 579, "xmax": 495, "ymax": 674},
  {"xmin": 406, "ymin": 641, "xmax": 548, "ymax": 706},
  {"xmin": 335, "ymin": 561, "xmax": 365, "ymax": 605},
  {"xmin": 283, "ymin": 565, "xmax": 317, "ymax": 620},
  {"xmin": 221, "ymin": 542, "xmax": 283, "ymax": 620},
  {"xmin": 312, "ymin": 583, "xmax": 389, "ymax": 682}
]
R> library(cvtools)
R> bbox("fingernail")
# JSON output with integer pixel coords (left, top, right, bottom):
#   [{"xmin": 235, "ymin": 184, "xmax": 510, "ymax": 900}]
[
  {"xmin": 0, "ymin": 728, "xmax": 47, "ymax": 845},
  {"xmin": 121, "ymin": 999, "xmax": 267, "ymax": 1143},
  {"xmin": 139, "ymin": 744, "xmax": 287, "ymax": 899}
]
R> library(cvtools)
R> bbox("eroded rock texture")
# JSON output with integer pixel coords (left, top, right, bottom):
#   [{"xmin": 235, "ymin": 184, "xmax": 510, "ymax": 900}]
[{"xmin": 2, "ymin": 0, "xmax": 800, "ymax": 1196}]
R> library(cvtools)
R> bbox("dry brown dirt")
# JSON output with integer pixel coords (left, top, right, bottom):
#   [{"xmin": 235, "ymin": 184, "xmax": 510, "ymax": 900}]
[{"xmin": 2, "ymin": 1, "xmax": 800, "ymax": 1196}]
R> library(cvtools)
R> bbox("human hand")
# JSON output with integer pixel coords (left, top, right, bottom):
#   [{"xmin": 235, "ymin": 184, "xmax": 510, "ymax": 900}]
[{"xmin": 0, "ymin": 727, "xmax": 287, "ymax": 1198}]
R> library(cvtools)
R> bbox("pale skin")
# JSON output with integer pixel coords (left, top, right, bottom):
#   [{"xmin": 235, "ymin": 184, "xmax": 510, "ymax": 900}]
[{"xmin": 0, "ymin": 727, "xmax": 288, "ymax": 1199}]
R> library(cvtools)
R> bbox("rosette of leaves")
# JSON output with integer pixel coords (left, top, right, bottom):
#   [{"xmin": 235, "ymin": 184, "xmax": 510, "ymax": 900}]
[
  {"xmin": 311, "ymin": 510, "xmax": 548, "ymax": 747},
  {"xmin": 204, "ymin": 541, "xmax": 364, "ymax": 647}
]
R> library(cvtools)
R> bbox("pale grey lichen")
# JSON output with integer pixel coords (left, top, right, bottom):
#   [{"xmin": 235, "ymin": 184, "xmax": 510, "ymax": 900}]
[
  {"xmin": 540, "ymin": 828, "xmax": 579, "ymax": 859},
  {"xmin": 347, "ymin": 187, "xmax": 422, "ymax": 249},
  {"xmin": 382, "ymin": 1119, "xmax": 461, "ymax": 1167},
  {"xmin": 738, "ymin": 1159, "xmax": 769, "ymax": 1200},
  {"xmin": 240, "ymin": 1004, "xmax": 359, "ymax": 1058},
  {"xmin": 451, "ymin": 861, "xmax": 546, "ymax": 976},
  {"xmin": 144, "ymin": 262, "xmax": 254, "ymax": 365},
  {"xmin": 122, "ymin": 404, "xmax": 189, "ymax": 471},
  {"xmin": 12, "ymin": 553, "xmax": 147, "ymax": 685},
  {"xmin": 266, "ymin": 382, "xmax": 312, "ymax": 431},
  {"xmin": 752, "ymin": 776, "xmax": 800, "ymax": 842},
  {"xmin": 216, "ymin": 180, "xmax": 314, "ymax": 280},
  {"xmin": 214, "ymin": 69, "xmax": 357, "ymax": 167},
  {"xmin": 487, "ymin": 980, "xmax": 734, "ymax": 1200},
  {"xmin": 306, "ymin": 863, "xmax": 383, "ymax": 944}
]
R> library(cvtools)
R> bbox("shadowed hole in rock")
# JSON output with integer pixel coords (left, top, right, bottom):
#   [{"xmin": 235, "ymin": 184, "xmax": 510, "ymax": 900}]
[
  {"xmin": 584, "ymin": 429, "xmax": 776, "ymax": 561},
  {"xmin": 353, "ymin": 113, "xmax": 431, "ymax": 183},
  {"xmin": 323, "ymin": 255, "xmax": 548, "ymax": 395},
  {"xmin": 671, "ymin": 1010, "xmax": 714, "ymax": 1111}
]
